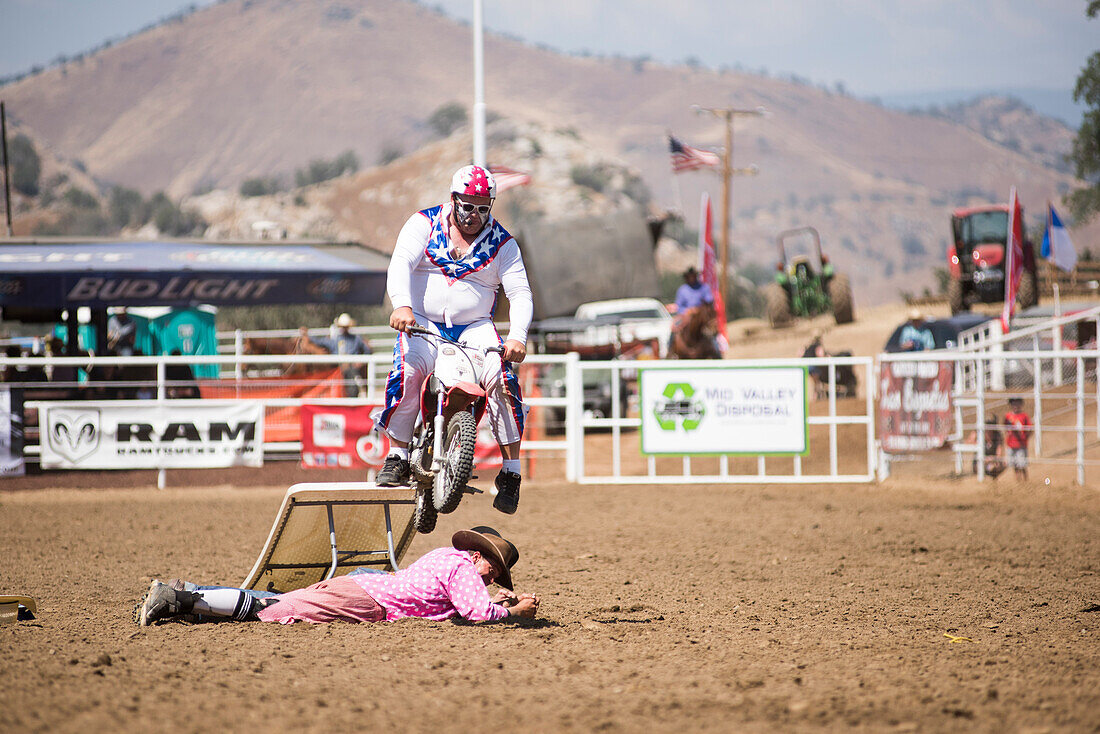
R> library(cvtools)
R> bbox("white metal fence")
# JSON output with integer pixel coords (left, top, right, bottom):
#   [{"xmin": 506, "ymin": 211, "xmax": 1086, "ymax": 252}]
[
  {"xmin": 5, "ymin": 343, "xmax": 1098, "ymax": 486},
  {"xmin": 879, "ymin": 348, "xmax": 1100, "ymax": 485}
]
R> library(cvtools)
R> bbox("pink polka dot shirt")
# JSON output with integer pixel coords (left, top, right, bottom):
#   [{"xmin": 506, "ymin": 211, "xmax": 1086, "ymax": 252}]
[{"xmin": 351, "ymin": 547, "xmax": 508, "ymax": 622}]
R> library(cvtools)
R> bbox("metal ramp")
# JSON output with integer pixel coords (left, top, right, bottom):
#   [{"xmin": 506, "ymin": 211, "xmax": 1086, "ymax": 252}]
[{"xmin": 241, "ymin": 483, "xmax": 417, "ymax": 594}]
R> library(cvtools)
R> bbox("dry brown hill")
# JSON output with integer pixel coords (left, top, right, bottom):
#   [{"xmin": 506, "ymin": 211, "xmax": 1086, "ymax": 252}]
[{"xmin": 2, "ymin": 0, "xmax": 1095, "ymax": 305}]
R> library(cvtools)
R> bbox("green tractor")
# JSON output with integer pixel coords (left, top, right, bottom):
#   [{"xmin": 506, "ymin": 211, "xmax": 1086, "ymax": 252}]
[{"xmin": 762, "ymin": 227, "xmax": 854, "ymax": 327}]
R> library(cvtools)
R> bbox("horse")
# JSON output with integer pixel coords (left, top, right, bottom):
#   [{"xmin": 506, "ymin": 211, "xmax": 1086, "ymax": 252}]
[
  {"xmin": 670, "ymin": 305, "xmax": 722, "ymax": 360},
  {"xmin": 241, "ymin": 335, "xmax": 330, "ymax": 376}
]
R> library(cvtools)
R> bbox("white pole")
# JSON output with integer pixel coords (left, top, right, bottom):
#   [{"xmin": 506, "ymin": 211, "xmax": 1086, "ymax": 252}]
[{"xmin": 472, "ymin": 0, "xmax": 487, "ymax": 167}]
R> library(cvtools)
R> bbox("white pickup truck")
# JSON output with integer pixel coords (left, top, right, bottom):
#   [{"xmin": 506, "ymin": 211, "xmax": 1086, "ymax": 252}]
[{"xmin": 532, "ymin": 297, "xmax": 673, "ymax": 359}]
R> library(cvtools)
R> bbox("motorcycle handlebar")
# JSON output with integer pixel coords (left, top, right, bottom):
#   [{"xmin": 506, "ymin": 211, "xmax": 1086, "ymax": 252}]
[{"xmin": 401, "ymin": 325, "xmax": 506, "ymax": 356}]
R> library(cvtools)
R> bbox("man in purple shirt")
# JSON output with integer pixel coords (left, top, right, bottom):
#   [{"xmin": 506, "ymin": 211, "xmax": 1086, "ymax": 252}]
[
  {"xmin": 135, "ymin": 527, "xmax": 539, "ymax": 626},
  {"xmin": 674, "ymin": 267, "xmax": 714, "ymax": 313}
]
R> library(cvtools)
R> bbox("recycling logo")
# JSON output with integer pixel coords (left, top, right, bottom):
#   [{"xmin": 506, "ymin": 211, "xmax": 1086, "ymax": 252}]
[{"xmin": 653, "ymin": 382, "xmax": 705, "ymax": 431}]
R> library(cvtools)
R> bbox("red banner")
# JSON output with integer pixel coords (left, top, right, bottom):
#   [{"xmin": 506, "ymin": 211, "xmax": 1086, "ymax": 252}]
[
  {"xmin": 300, "ymin": 404, "xmax": 389, "ymax": 469},
  {"xmin": 878, "ymin": 361, "xmax": 953, "ymax": 453}
]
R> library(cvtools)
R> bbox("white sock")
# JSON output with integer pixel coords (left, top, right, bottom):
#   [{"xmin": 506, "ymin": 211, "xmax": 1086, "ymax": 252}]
[
  {"xmin": 192, "ymin": 588, "xmax": 256, "ymax": 620},
  {"xmin": 388, "ymin": 447, "xmax": 409, "ymax": 461},
  {"xmin": 502, "ymin": 459, "xmax": 521, "ymax": 475}
]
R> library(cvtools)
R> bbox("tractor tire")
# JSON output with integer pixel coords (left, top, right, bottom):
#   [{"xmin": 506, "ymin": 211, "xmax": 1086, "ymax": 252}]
[
  {"xmin": 764, "ymin": 283, "xmax": 792, "ymax": 328},
  {"xmin": 1017, "ymin": 270, "xmax": 1039, "ymax": 310},
  {"xmin": 828, "ymin": 274, "xmax": 854, "ymax": 324},
  {"xmin": 947, "ymin": 278, "xmax": 966, "ymax": 314},
  {"xmin": 433, "ymin": 411, "xmax": 476, "ymax": 514}
]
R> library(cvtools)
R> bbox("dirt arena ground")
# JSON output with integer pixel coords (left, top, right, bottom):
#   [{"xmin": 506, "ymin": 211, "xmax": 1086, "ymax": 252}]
[{"xmin": 2, "ymin": 472, "xmax": 1098, "ymax": 733}]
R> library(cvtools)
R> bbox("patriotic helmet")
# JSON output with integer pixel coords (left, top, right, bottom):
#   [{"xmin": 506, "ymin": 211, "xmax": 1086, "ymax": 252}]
[{"xmin": 450, "ymin": 165, "xmax": 496, "ymax": 199}]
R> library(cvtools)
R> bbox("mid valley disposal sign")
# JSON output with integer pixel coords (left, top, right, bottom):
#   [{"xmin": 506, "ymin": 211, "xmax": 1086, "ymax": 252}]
[{"xmin": 640, "ymin": 367, "xmax": 807, "ymax": 455}]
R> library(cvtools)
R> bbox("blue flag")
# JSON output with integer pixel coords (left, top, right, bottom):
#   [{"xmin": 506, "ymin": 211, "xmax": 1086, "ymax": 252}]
[{"xmin": 1041, "ymin": 204, "xmax": 1077, "ymax": 272}]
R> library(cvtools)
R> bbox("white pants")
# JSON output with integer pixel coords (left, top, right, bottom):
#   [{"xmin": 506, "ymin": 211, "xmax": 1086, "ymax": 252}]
[{"xmin": 373, "ymin": 319, "xmax": 527, "ymax": 445}]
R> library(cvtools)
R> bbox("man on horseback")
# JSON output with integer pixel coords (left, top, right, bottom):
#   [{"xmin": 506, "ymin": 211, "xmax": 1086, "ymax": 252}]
[
  {"xmin": 373, "ymin": 165, "xmax": 533, "ymax": 515},
  {"xmin": 674, "ymin": 267, "xmax": 714, "ymax": 314},
  {"xmin": 671, "ymin": 267, "xmax": 722, "ymax": 359}
]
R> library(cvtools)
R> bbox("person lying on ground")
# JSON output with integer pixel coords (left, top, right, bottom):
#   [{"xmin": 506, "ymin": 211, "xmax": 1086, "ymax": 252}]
[{"xmin": 134, "ymin": 526, "xmax": 539, "ymax": 626}]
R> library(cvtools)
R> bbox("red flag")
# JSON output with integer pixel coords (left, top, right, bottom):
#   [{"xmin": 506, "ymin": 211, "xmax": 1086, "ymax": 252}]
[
  {"xmin": 670, "ymin": 135, "xmax": 721, "ymax": 173},
  {"xmin": 1000, "ymin": 187, "xmax": 1024, "ymax": 333},
  {"xmin": 488, "ymin": 165, "xmax": 532, "ymax": 193},
  {"xmin": 698, "ymin": 192, "xmax": 728, "ymax": 349}
]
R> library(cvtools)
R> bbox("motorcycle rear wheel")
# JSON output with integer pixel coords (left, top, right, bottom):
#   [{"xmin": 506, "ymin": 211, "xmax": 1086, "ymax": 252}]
[{"xmin": 433, "ymin": 411, "xmax": 477, "ymax": 514}]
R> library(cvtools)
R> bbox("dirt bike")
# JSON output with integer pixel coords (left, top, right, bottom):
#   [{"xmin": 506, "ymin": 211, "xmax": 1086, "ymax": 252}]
[{"xmin": 404, "ymin": 325, "xmax": 503, "ymax": 534}]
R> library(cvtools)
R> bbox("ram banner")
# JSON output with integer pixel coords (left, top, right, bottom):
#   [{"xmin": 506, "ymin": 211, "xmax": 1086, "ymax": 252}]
[
  {"xmin": 39, "ymin": 401, "xmax": 264, "ymax": 469},
  {"xmin": 640, "ymin": 366, "xmax": 807, "ymax": 455}
]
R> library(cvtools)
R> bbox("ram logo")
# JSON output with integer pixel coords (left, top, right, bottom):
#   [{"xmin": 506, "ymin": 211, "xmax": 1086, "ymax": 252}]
[{"xmin": 47, "ymin": 408, "xmax": 101, "ymax": 463}]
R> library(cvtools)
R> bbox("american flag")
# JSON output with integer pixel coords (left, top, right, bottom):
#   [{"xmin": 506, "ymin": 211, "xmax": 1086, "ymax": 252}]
[
  {"xmin": 488, "ymin": 165, "xmax": 532, "ymax": 193},
  {"xmin": 669, "ymin": 135, "xmax": 720, "ymax": 173}
]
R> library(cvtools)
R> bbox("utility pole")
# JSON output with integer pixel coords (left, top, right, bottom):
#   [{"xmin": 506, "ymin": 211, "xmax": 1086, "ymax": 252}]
[
  {"xmin": 691, "ymin": 106, "xmax": 764, "ymax": 301},
  {"xmin": 1, "ymin": 101, "xmax": 13, "ymax": 236}
]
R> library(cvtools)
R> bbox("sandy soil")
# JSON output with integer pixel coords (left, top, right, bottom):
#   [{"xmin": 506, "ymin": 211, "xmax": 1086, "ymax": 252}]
[{"xmin": 2, "ymin": 474, "xmax": 1098, "ymax": 733}]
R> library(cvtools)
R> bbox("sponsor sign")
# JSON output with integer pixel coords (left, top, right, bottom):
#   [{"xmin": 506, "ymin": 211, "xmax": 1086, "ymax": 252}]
[
  {"xmin": 300, "ymin": 405, "xmax": 389, "ymax": 469},
  {"xmin": 1, "ymin": 387, "xmax": 25, "ymax": 478},
  {"xmin": 878, "ymin": 361, "xmax": 953, "ymax": 453},
  {"xmin": 640, "ymin": 367, "xmax": 807, "ymax": 455},
  {"xmin": 39, "ymin": 401, "xmax": 264, "ymax": 469},
  {"xmin": 299, "ymin": 405, "xmax": 503, "ymax": 469}
]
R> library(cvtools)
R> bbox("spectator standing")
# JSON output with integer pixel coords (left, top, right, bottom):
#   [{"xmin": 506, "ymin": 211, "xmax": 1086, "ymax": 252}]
[
  {"xmin": 107, "ymin": 307, "xmax": 137, "ymax": 357},
  {"xmin": 301, "ymin": 313, "xmax": 371, "ymax": 397},
  {"xmin": 1003, "ymin": 398, "xmax": 1033, "ymax": 481},
  {"xmin": 899, "ymin": 309, "xmax": 935, "ymax": 352}
]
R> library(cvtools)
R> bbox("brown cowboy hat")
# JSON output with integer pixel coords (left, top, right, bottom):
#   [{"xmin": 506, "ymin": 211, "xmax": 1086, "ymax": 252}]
[{"xmin": 452, "ymin": 526, "xmax": 519, "ymax": 590}]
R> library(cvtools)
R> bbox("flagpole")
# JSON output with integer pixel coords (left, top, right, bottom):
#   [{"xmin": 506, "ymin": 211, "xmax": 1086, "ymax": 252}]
[
  {"xmin": 472, "ymin": 0, "xmax": 486, "ymax": 167},
  {"xmin": 1046, "ymin": 200, "xmax": 1062, "ymax": 317}
]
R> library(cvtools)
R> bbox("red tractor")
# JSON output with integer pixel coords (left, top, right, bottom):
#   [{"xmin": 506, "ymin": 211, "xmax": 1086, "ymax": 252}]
[{"xmin": 946, "ymin": 204, "xmax": 1039, "ymax": 314}]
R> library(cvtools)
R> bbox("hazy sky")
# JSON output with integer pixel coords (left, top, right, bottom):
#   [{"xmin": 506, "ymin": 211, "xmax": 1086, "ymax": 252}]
[{"xmin": 1, "ymin": 0, "xmax": 1096, "ymax": 96}]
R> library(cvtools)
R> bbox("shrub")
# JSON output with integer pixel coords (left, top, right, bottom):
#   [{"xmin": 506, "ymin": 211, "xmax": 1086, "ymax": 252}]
[
  {"xmin": 294, "ymin": 150, "xmax": 359, "ymax": 187},
  {"xmin": 61, "ymin": 186, "xmax": 99, "ymax": 210}
]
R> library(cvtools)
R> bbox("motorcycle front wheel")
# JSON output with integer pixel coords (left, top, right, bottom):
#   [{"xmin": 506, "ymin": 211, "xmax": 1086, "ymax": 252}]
[{"xmin": 433, "ymin": 411, "xmax": 477, "ymax": 513}]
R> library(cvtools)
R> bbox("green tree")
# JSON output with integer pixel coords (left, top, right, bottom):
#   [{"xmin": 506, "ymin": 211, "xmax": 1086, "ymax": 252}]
[
  {"xmin": 427, "ymin": 102, "xmax": 467, "ymax": 137},
  {"xmin": 109, "ymin": 187, "xmax": 146, "ymax": 228},
  {"xmin": 147, "ymin": 192, "xmax": 205, "ymax": 236},
  {"xmin": 9, "ymin": 133, "xmax": 41, "ymax": 196},
  {"xmin": 1067, "ymin": 2, "xmax": 1100, "ymax": 223}
]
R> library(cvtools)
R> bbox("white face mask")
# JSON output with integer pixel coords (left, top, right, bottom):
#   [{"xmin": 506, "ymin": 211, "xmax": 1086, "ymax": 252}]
[{"xmin": 452, "ymin": 196, "xmax": 492, "ymax": 230}]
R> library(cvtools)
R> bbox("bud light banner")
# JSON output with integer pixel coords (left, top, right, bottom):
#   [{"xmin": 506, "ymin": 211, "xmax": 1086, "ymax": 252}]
[
  {"xmin": 878, "ymin": 361, "xmax": 953, "ymax": 453},
  {"xmin": 39, "ymin": 401, "xmax": 264, "ymax": 469},
  {"xmin": 639, "ymin": 366, "xmax": 807, "ymax": 455},
  {"xmin": 300, "ymin": 405, "xmax": 389, "ymax": 469}
]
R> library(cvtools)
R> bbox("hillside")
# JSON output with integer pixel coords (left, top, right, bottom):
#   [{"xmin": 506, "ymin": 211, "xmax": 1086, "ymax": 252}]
[{"xmin": 1, "ymin": 0, "xmax": 1095, "ymax": 305}]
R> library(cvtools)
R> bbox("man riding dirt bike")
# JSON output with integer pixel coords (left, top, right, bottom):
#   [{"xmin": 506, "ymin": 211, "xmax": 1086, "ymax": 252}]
[
  {"xmin": 402, "ymin": 325, "xmax": 505, "ymax": 532},
  {"xmin": 373, "ymin": 165, "xmax": 533, "ymax": 516}
]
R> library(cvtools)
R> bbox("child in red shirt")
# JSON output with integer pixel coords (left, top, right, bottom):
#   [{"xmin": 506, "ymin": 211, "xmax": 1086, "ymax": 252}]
[{"xmin": 1003, "ymin": 398, "xmax": 1033, "ymax": 480}]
